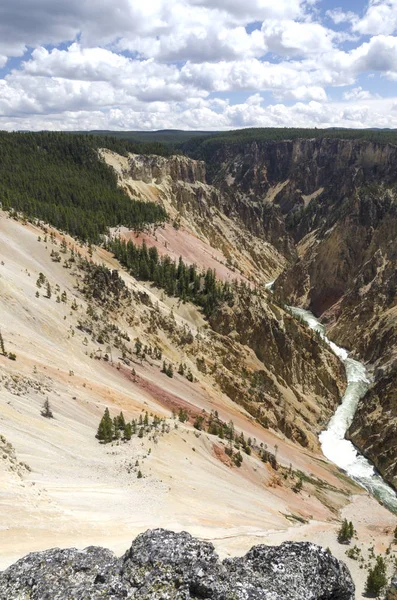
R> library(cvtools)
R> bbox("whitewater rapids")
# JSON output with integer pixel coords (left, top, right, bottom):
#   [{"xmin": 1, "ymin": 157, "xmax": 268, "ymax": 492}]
[{"xmin": 290, "ymin": 307, "xmax": 397, "ymax": 513}]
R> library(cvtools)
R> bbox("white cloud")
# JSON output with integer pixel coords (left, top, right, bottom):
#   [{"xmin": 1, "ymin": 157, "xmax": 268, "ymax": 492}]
[
  {"xmin": 1, "ymin": 0, "xmax": 397, "ymax": 131},
  {"xmin": 261, "ymin": 20, "xmax": 335, "ymax": 56},
  {"xmin": 189, "ymin": 0, "xmax": 308, "ymax": 21},
  {"xmin": 343, "ymin": 86, "xmax": 373, "ymax": 100},
  {"xmin": 326, "ymin": 8, "xmax": 356, "ymax": 25},
  {"xmin": 352, "ymin": 0, "xmax": 397, "ymax": 35},
  {"xmin": 3, "ymin": 95, "xmax": 397, "ymax": 132}
]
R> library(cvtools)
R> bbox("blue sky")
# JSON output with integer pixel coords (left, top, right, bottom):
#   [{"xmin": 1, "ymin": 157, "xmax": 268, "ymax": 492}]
[{"xmin": 1, "ymin": 0, "xmax": 397, "ymax": 130}]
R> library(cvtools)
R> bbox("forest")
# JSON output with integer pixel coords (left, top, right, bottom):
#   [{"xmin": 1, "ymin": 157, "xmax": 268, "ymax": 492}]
[
  {"xmin": 107, "ymin": 237, "xmax": 234, "ymax": 318},
  {"xmin": 179, "ymin": 127, "xmax": 397, "ymax": 162},
  {"xmin": 0, "ymin": 131, "xmax": 168, "ymax": 242},
  {"xmin": 3, "ymin": 127, "xmax": 397, "ymax": 244}
]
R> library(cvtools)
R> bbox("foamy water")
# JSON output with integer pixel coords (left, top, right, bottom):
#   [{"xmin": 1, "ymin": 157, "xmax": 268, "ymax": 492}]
[{"xmin": 290, "ymin": 306, "xmax": 397, "ymax": 513}]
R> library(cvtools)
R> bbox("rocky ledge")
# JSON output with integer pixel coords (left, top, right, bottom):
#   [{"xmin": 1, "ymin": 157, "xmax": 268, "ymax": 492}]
[{"xmin": 0, "ymin": 529, "xmax": 354, "ymax": 600}]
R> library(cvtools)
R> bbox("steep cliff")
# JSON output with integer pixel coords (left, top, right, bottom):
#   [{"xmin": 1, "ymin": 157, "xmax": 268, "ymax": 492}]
[
  {"xmin": 266, "ymin": 142, "xmax": 397, "ymax": 491},
  {"xmin": 0, "ymin": 529, "xmax": 355, "ymax": 600},
  {"xmin": 208, "ymin": 288, "xmax": 345, "ymax": 447},
  {"xmin": 101, "ymin": 149, "xmax": 289, "ymax": 281}
]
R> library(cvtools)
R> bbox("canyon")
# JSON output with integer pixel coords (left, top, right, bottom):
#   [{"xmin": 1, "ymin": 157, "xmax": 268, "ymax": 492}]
[{"xmin": 1, "ymin": 132, "xmax": 397, "ymax": 597}]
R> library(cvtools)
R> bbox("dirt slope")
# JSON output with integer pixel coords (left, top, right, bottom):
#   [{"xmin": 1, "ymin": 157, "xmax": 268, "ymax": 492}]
[{"xmin": 0, "ymin": 212, "xmax": 396, "ymax": 598}]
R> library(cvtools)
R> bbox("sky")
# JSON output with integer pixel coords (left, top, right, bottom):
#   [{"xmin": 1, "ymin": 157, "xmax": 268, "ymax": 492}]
[{"xmin": 1, "ymin": 0, "xmax": 397, "ymax": 131}]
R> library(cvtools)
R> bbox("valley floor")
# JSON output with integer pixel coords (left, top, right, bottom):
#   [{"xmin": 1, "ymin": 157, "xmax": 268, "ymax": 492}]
[{"xmin": 0, "ymin": 212, "xmax": 396, "ymax": 598}]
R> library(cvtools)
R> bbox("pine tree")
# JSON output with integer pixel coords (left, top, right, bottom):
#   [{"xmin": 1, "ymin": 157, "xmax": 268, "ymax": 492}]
[
  {"xmin": 0, "ymin": 330, "xmax": 5, "ymax": 355},
  {"xmin": 41, "ymin": 398, "xmax": 53, "ymax": 419},
  {"xmin": 96, "ymin": 408, "xmax": 114, "ymax": 443},
  {"xmin": 365, "ymin": 556, "xmax": 387, "ymax": 596},
  {"xmin": 113, "ymin": 418, "xmax": 120, "ymax": 439},
  {"xmin": 46, "ymin": 282, "xmax": 51, "ymax": 299},
  {"xmin": 118, "ymin": 412, "xmax": 126, "ymax": 430},
  {"xmin": 337, "ymin": 519, "xmax": 354, "ymax": 544},
  {"xmin": 124, "ymin": 422, "xmax": 132, "ymax": 441}
]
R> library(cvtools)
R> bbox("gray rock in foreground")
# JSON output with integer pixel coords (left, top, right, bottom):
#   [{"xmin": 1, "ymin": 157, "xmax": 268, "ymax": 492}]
[{"xmin": 0, "ymin": 528, "xmax": 355, "ymax": 600}]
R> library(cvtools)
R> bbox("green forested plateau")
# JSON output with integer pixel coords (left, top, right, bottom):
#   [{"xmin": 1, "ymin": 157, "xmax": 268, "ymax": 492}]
[
  {"xmin": 0, "ymin": 131, "xmax": 168, "ymax": 241},
  {"xmin": 179, "ymin": 127, "xmax": 397, "ymax": 160},
  {"xmin": 108, "ymin": 237, "xmax": 234, "ymax": 317}
]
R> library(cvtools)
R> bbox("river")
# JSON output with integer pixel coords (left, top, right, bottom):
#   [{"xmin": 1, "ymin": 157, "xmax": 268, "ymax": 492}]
[{"xmin": 289, "ymin": 306, "xmax": 397, "ymax": 513}]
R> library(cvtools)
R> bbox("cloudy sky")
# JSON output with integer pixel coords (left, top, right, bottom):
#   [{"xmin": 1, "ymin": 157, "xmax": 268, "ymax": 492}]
[{"xmin": 1, "ymin": 0, "xmax": 397, "ymax": 130}]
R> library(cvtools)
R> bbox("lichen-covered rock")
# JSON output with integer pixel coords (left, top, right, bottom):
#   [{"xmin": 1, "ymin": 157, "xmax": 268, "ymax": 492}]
[
  {"xmin": 0, "ymin": 529, "xmax": 354, "ymax": 600},
  {"xmin": 0, "ymin": 546, "xmax": 132, "ymax": 599},
  {"xmin": 224, "ymin": 541, "xmax": 354, "ymax": 600}
]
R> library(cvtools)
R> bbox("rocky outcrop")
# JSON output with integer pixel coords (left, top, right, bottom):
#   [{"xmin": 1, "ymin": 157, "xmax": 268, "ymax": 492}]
[
  {"xmin": 0, "ymin": 529, "xmax": 355, "ymax": 600},
  {"xmin": 128, "ymin": 154, "xmax": 207, "ymax": 185}
]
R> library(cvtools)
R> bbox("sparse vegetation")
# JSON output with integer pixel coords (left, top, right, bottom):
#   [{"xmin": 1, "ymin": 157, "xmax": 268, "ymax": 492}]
[
  {"xmin": 365, "ymin": 555, "xmax": 387, "ymax": 596},
  {"xmin": 337, "ymin": 519, "xmax": 355, "ymax": 544}
]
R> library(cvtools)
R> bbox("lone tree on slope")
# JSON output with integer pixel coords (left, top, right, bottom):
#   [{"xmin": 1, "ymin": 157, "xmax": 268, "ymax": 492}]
[{"xmin": 41, "ymin": 398, "xmax": 54, "ymax": 419}]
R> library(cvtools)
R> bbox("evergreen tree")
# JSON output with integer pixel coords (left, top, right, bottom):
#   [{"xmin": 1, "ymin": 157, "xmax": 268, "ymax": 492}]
[
  {"xmin": 365, "ymin": 556, "xmax": 387, "ymax": 596},
  {"xmin": 113, "ymin": 417, "xmax": 121, "ymax": 439},
  {"xmin": 96, "ymin": 407, "xmax": 114, "ymax": 443},
  {"xmin": 124, "ymin": 422, "xmax": 132, "ymax": 441},
  {"xmin": 46, "ymin": 282, "xmax": 52, "ymax": 299},
  {"xmin": 0, "ymin": 330, "xmax": 5, "ymax": 355},
  {"xmin": 118, "ymin": 412, "xmax": 126, "ymax": 430},
  {"xmin": 337, "ymin": 519, "xmax": 354, "ymax": 544},
  {"xmin": 41, "ymin": 398, "xmax": 53, "ymax": 419}
]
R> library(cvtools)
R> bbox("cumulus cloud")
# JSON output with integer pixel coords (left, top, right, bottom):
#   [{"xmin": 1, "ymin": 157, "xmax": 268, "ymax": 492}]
[
  {"xmin": 352, "ymin": 0, "xmax": 397, "ymax": 35},
  {"xmin": 343, "ymin": 86, "xmax": 374, "ymax": 100},
  {"xmin": 0, "ymin": 0, "xmax": 397, "ymax": 130}
]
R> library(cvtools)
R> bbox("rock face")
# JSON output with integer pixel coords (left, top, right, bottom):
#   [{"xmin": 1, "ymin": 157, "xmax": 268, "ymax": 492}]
[
  {"xmin": 255, "ymin": 141, "xmax": 397, "ymax": 493},
  {"xmin": 208, "ymin": 287, "xmax": 346, "ymax": 448},
  {"xmin": 0, "ymin": 529, "xmax": 355, "ymax": 600},
  {"xmin": 101, "ymin": 149, "xmax": 290, "ymax": 281}
]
